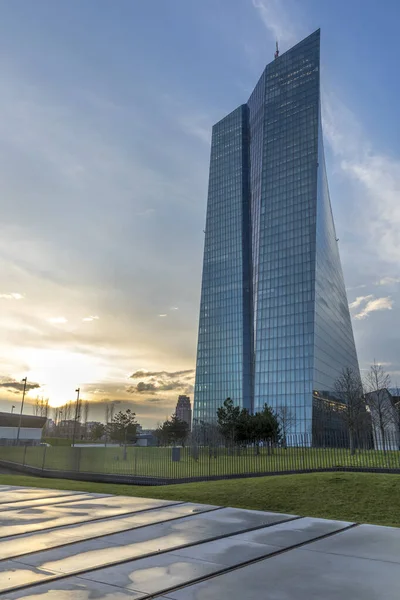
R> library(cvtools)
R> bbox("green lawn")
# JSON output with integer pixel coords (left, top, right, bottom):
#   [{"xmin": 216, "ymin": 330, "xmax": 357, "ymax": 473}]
[
  {"xmin": 0, "ymin": 472, "xmax": 399, "ymax": 527},
  {"xmin": 1, "ymin": 444, "xmax": 399, "ymax": 479}
]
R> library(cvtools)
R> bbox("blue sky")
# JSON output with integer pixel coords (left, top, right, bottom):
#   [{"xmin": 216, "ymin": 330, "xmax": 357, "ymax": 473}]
[{"xmin": 0, "ymin": 0, "xmax": 399, "ymax": 426}]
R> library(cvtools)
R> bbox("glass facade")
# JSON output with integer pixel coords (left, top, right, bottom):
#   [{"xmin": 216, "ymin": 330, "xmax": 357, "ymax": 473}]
[
  {"xmin": 194, "ymin": 30, "xmax": 360, "ymax": 435},
  {"xmin": 194, "ymin": 105, "xmax": 252, "ymax": 422}
]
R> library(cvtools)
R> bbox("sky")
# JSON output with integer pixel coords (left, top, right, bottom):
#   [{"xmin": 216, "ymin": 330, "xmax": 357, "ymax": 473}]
[{"xmin": 1, "ymin": 0, "xmax": 400, "ymax": 427}]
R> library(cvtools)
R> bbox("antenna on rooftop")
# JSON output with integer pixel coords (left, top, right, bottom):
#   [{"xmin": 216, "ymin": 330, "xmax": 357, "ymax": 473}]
[{"xmin": 274, "ymin": 41, "xmax": 279, "ymax": 59}]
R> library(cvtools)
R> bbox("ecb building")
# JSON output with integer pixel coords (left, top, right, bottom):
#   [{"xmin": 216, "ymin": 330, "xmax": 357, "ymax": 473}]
[{"xmin": 193, "ymin": 30, "xmax": 360, "ymax": 437}]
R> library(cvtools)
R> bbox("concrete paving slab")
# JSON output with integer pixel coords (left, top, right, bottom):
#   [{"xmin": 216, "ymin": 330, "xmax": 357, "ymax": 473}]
[
  {"xmin": 305, "ymin": 523, "xmax": 400, "ymax": 563},
  {"xmin": 0, "ymin": 486, "xmax": 81, "ymax": 503},
  {"xmin": 13, "ymin": 507, "xmax": 288, "ymax": 574},
  {"xmin": 1, "ymin": 576, "xmax": 145, "ymax": 599},
  {"xmin": 0, "ymin": 493, "xmax": 99, "ymax": 511},
  {"xmin": 80, "ymin": 519, "xmax": 353, "ymax": 596},
  {"xmin": 0, "ymin": 506, "xmax": 294, "ymax": 593},
  {"xmin": 233, "ymin": 516, "xmax": 353, "ymax": 548},
  {"xmin": 0, "ymin": 496, "xmax": 173, "ymax": 538},
  {"xmin": 158, "ymin": 546, "xmax": 400, "ymax": 600},
  {"xmin": 167, "ymin": 537, "xmax": 281, "ymax": 566},
  {"xmin": 0, "ymin": 503, "xmax": 217, "ymax": 561},
  {"xmin": 78, "ymin": 553, "xmax": 226, "ymax": 595},
  {"xmin": 1, "ymin": 485, "xmax": 398, "ymax": 600},
  {"xmin": 0, "ymin": 562, "xmax": 57, "ymax": 592}
]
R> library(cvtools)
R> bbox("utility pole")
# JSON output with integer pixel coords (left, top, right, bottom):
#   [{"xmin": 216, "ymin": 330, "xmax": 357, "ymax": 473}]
[
  {"xmin": 72, "ymin": 388, "xmax": 80, "ymax": 447},
  {"xmin": 16, "ymin": 378, "xmax": 27, "ymax": 445}
]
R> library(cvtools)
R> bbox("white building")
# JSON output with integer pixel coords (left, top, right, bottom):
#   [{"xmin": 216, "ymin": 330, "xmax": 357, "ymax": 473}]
[{"xmin": 0, "ymin": 412, "xmax": 47, "ymax": 445}]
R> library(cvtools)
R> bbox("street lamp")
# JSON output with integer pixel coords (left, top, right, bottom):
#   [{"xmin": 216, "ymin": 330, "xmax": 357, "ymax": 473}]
[
  {"xmin": 72, "ymin": 388, "xmax": 80, "ymax": 447},
  {"xmin": 16, "ymin": 377, "xmax": 27, "ymax": 445}
]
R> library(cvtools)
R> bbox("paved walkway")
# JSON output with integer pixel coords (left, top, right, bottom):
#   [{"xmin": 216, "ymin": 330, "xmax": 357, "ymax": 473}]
[{"xmin": 0, "ymin": 485, "xmax": 398, "ymax": 599}]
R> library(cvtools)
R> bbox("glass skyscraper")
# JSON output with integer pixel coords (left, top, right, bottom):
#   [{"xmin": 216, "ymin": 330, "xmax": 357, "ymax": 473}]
[{"xmin": 194, "ymin": 30, "xmax": 360, "ymax": 436}]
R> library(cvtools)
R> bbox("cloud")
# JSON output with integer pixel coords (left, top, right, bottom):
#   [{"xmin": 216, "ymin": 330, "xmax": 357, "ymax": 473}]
[
  {"xmin": 130, "ymin": 369, "xmax": 194, "ymax": 379},
  {"xmin": 252, "ymin": 1, "xmax": 400, "ymax": 270},
  {"xmin": 136, "ymin": 208, "xmax": 155, "ymax": 217},
  {"xmin": 178, "ymin": 115, "xmax": 212, "ymax": 144},
  {"xmin": 129, "ymin": 380, "xmax": 191, "ymax": 394},
  {"xmin": 252, "ymin": 0, "xmax": 303, "ymax": 47},
  {"xmin": 322, "ymin": 92, "xmax": 400, "ymax": 266},
  {"xmin": 354, "ymin": 297, "xmax": 393, "ymax": 320},
  {"xmin": 0, "ymin": 293, "xmax": 24, "ymax": 300},
  {"xmin": 158, "ymin": 314, "xmax": 167, "ymax": 317},
  {"xmin": 135, "ymin": 381, "xmax": 157, "ymax": 393},
  {"xmin": 376, "ymin": 277, "xmax": 400, "ymax": 286},
  {"xmin": 127, "ymin": 368, "xmax": 195, "ymax": 396},
  {"xmin": 0, "ymin": 377, "xmax": 40, "ymax": 392},
  {"xmin": 47, "ymin": 317, "xmax": 68, "ymax": 324},
  {"xmin": 346, "ymin": 284, "xmax": 367, "ymax": 291},
  {"xmin": 349, "ymin": 295, "xmax": 373, "ymax": 309},
  {"xmin": 82, "ymin": 315, "xmax": 100, "ymax": 322}
]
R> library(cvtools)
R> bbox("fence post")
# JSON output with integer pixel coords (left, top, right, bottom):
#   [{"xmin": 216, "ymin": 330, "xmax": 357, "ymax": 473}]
[{"xmin": 41, "ymin": 446, "xmax": 47, "ymax": 472}]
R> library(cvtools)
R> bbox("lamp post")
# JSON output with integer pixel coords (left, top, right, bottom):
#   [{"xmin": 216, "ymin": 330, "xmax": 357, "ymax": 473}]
[
  {"xmin": 72, "ymin": 388, "xmax": 80, "ymax": 447},
  {"xmin": 16, "ymin": 377, "xmax": 27, "ymax": 445}
]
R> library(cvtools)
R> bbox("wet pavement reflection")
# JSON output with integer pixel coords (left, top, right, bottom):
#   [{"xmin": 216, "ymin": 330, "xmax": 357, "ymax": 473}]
[{"xmin": 1, "ymin": 484, "xmax": 398, "ymax": 600}]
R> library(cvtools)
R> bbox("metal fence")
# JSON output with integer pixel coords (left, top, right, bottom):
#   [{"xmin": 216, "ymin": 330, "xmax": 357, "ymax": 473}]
[{"xmin": 0, "ymin": 431, "xmax": 399, "ymax": 484}]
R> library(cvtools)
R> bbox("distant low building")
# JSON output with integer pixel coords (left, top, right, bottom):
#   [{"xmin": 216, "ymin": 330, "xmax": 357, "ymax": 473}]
[
  {"xmin": 175, "ymin": 395, "xmax": 192, "ymax": 430},
  {"xmin": 0, "ymin": 412, "xmax": 47, "ymax": 446},
  {"xmin": 58, "ymin": 419, "xmax": 84, "ymax": 440},
  {"xmin": 365, "ymin": 388, "xmax": 400, "ymax": 450}
]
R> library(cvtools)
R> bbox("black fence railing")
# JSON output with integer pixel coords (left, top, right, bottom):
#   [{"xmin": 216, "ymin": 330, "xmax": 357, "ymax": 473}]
[{"xmin": 1, "ymin": 430, "xmax": 399, "ymax": 484}]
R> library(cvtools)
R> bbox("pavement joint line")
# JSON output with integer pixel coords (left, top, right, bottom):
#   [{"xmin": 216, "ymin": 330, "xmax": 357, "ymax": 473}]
[
  {"xmin": 134, "ymin": 522, "xmax": 361, "ymax": 599},
  {"xmin": 0, "ymin": 494, "xmax": 106, "ymax": 511},
  {"xmin": 0, "ymin": 491, "xmax": 89, "ymax": 506},
  {"xmin": 0, "ymin": 500, "xmax": 185, "ymax": 541},
  {"xmin": 0, "ymin": 506, "xmax": 224, "ymax": 562},
  {"xmin": 1, "ymin": 515, "xmax": 303, "ymax": 594},
  {"xmin": 302, "ymin": 546, "xmax": 400, "ymax": 566}
]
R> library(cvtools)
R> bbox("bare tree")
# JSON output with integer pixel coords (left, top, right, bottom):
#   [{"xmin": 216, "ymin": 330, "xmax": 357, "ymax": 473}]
[
  {"xmin": 83, "ymin": 400, "xmax": 89, "ymax": 425},
  {"xmin": 364, "ymin": 361, "xmax": 392, "ymax": 452},
  {"xmin": 334, "ymin": 367, "xmax": 366, "ymax": 455},
  {"xmin": 64, "ymin": 401, "xmax": 73, "ymax": 421},
  {"xmin": 41, "ymin": 398, "xmax": 49, "ymax": 418},
  {"xmin": 276, "ymin": 406, "xmax": 296, "ymax": 447},
  {"xmin": 105, "ymin": 403, "xmax": 110, "ymax": 425},
  {"xmin": 33, "ymin": 397, "xmax": 49, "ymax": 418},
  {"xmin": 33, "ymin": 396, "xmax": 40, "ymax": 416},
  {"xmin": 393, "ymin": 386, "xmax": 400, "ymax": 438}
]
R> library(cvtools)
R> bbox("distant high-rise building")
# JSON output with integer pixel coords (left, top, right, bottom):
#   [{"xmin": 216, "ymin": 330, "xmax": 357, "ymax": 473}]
[
  {"xmin": 175, "ymin": 395, "xmax": 192, "ymax": 430},
  {"xmin": 194, "ymin": 30, "xmax": 360, "ymax": 436}
]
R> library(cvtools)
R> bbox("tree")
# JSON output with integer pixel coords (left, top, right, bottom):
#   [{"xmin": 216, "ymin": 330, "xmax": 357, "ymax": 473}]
[
  {"xmin": 108, "ymin": 409, "xmax": 139, "ymax": 444},
  {"xmin": 90, "ymin": 422, "xmax": 105, "ymax": 442},
  {"xmin": 169, "ymin": 415, "xmax": 189, "ymax": 446},
  {"xmin": 191, "ymin": 420, "xmax": 222, "ymax": 447},
  {"xmin": 364, "ymin": 361, "xmax": 392, "ymax": 452},
  {"xmin": 334, "ymin": 367, "xmax": 367, "ymax": 455},
  {"xmin": 276, "ymin": 406, "xmax": 296, "ymax": 448},
  {"xmin": 156, "ymin": 415, "xmax": 189, "ymax": 446},
  {"xmin": 217, "ymin": 398, "xmax": 280, "ymax": 448},
  {"xmin": 250, "ymin": 404, "xmax": 281, "ymax": 446},
  {"xmin": 217, "ymin": 398, "xmax": 242, "ymax": 445}
]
